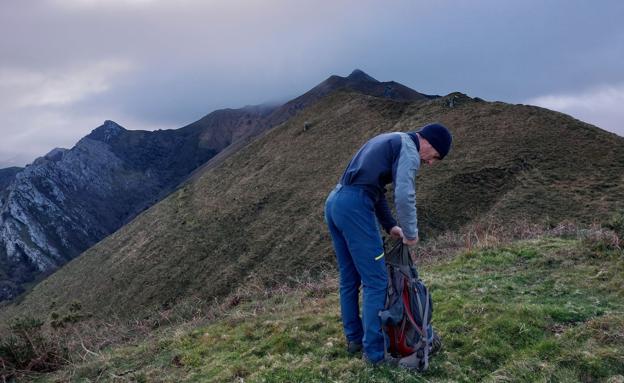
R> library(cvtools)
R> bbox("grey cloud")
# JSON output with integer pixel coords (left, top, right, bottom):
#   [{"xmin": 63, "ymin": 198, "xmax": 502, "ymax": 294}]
[
  {"xmin": 527, "ymin": 83, "xmax": 624, "ymax": 137},
  {"xmin": 1, "ymin": 0, "xmax": 623, "ymax": 166}
]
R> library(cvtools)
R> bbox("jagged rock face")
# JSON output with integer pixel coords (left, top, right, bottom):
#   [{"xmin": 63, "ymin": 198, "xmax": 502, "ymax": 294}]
[
  {"xmin": 0, "ymin": 120, "xmax": 225, "ymax": 301},
  {"xmin": 0, "ymin": 167, "xmax": 22, "ymax": 193}
]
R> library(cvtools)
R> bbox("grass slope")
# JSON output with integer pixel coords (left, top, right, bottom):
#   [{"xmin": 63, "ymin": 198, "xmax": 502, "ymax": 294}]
[
  {"xmin": 2, "ymin": 89, "xmax": 624, "ymax": 322},
  {"xmin": 31, "ymin": 237, "xmax": 624, "ymax": 382}
]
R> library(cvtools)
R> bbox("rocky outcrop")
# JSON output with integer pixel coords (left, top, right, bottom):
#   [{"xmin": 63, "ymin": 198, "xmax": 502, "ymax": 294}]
[
  {"xmin": 0, "ymin": 120, "xmax": 226, "ymax": 301},
  {"xmin": 0, "ymin": 167, "xmax": 23, "ymax": 192}
]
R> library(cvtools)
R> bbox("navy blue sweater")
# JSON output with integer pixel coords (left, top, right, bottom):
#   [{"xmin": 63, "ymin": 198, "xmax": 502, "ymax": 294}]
[{"xmin": 339, "ymin": 132, "xmax": 421, "ymax": 240}]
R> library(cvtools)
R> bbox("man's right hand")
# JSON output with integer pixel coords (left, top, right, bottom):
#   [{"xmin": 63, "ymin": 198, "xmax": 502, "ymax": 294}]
[{"xmin": 403, "ymin": 236, "xmax": 419, "ymax": 246}]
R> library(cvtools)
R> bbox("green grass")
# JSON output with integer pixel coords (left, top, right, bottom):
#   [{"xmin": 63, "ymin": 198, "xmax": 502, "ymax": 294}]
[{"xmin": 28, "ymin": 237, "xmax": 624, "ymax": 382}]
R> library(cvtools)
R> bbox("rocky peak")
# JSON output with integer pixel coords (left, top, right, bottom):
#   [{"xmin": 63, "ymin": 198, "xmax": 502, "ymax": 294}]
[
  {"xmin": 31, "ymin": 147, "xmax": 68, "ymax": 166},
  {"xmin": 346, "ymin": 69, "xmax": 379, "ymax": 83},
  {"xmin": 439, "ymin": 92, "xmax": 476, "ymax": 108},
  {"xmin": 87, "ymin": 120, "xmax": 126, "ymax": 143},
  {"xmin": 44, "ymin": 148, "xmax": 68, "ymax": 162}
]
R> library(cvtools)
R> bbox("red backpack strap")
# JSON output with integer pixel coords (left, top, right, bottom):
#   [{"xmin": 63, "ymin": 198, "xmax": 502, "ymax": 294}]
[{"xmin": 401, "ymin": 279, "xmax": 426, "ymax": 338}]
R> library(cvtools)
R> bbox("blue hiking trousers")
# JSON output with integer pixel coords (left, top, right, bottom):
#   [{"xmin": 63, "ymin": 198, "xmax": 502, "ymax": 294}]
[{"xmin": 324, "ymin": 184, "xmax": 387, "ymax": 362}]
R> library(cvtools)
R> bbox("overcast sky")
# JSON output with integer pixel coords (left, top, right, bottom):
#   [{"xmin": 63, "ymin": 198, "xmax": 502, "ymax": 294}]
[{"xmin": 1, "ymin": 0, "xmax": 622, "ymax": 168}]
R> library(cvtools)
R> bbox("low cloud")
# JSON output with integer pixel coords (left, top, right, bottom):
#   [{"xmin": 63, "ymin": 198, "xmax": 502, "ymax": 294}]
[
  {"xmin": 0, "ymin": 59, "xmax": 137, "ymax": 168},
  {"xmin": 1, "ymin": 0, "xmax": 623, "ymax": 166},
  {"xmin": 49, "ymin": 0, "xmax": 160, "ymax": 8},
  {"xmin": 527, "ymin": 84, "xmax": 624, "ymax": 137},
  {"xmin": 0, "ymin": 59, "xmax": 134, "ymax": 108}
]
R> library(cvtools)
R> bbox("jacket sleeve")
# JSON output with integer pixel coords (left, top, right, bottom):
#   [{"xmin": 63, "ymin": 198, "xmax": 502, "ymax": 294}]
[
  {"xmin": 374, "ymin": 189, "xmax": 398, "ymax": 233},
  {"xmin": 392, "ymin": 133, "xmax": 420, "ymax": 240}
]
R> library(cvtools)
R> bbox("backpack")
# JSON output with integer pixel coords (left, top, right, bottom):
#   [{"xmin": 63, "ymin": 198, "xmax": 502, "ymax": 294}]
[{"xmin": 379, "ymin": 240, "xmax": 437, "ymax": 371}]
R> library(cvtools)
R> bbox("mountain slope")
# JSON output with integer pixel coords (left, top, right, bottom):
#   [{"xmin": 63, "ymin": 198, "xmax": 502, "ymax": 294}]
[{"xmin": 2, "ymin": 79, "xmax": 623, "ymax": 321}]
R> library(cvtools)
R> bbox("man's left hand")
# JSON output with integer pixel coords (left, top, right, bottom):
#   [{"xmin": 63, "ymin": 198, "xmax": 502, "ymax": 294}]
[{"xmin": 390, "ymin": 226, "xmax": 404, "ymax": 240}]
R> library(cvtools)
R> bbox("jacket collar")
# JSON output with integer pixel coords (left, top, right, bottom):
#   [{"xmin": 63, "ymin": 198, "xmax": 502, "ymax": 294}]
[{"xmin": 406, "ymin": 132, "xmax": 420, "ymax": 151}]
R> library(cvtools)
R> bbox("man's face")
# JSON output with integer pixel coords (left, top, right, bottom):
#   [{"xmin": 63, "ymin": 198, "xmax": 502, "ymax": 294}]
[{"xmin": 420, "ymin": 139, "xmax": 441, "ymax": 166}]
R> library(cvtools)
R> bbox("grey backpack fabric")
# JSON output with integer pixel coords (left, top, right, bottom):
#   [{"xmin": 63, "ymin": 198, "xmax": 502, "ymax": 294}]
[{"xmin": 379, "ymin": 241, "xmax": 434, "ymax": 372}]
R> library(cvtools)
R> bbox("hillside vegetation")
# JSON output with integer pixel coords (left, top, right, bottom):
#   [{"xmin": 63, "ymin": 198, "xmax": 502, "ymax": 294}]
[
  {"xmin": 23, "ymin": 235, "xmax": 624, "ymax": 382},
  {"xmin": 2, "ymin": 84, "xmax": 624, "ymax": 322}
]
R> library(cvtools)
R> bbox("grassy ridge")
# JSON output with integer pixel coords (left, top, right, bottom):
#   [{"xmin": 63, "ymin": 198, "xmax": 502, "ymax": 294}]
[{"xmin": 31, "ymin": 237, "xmax": 624, "ymax": 382}]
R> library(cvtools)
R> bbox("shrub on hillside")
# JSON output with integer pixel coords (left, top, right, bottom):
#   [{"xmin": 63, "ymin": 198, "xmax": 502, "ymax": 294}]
[
  {"xmin": 605, "ymin": 210, "xmax": 624, "ymax": 240},
  {"xmin": 50, "ymin": 300, "xmax": 91, "ymax": 329},
  {"xmin": 0, "ymin": 316, "xmax": 68, "ymax": 380},
  {"xmin": 578, "ymin": 211, "xmax": 624, "ymax": 251}
]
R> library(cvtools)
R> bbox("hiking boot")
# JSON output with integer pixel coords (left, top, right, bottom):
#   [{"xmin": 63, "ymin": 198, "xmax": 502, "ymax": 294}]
[
  {"xmin": 398, "ymin": 348, "xmax": 429, "ymax": 372},
  {"xmin": 362, "ymin": 353, "xmax": 398, "ymax": 368},
  {"xmin": 430, "ymin": 329, "xmax": 442, "ymax": 356},
  {"xmin": 347, "ymin": 341, "xmax": 362, "ymax": 354}
]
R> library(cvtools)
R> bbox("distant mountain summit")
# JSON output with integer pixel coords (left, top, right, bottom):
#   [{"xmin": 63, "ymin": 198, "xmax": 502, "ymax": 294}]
[
  {"xmin": 289, "ymin": 69, "xmax": 434, "ymax": 108},
  {"xmin": 347, "ymin": 68, "xmax": 378, "ymax": 82},
  {"xmin": 85, "ymin": 120, "xmax": 126, "ymax": 142}
]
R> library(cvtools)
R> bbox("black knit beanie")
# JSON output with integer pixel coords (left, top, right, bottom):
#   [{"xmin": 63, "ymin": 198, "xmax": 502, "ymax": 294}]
[{"xmin": 416, "ymin": 123, "xmax": 452, "ymax": 159}]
